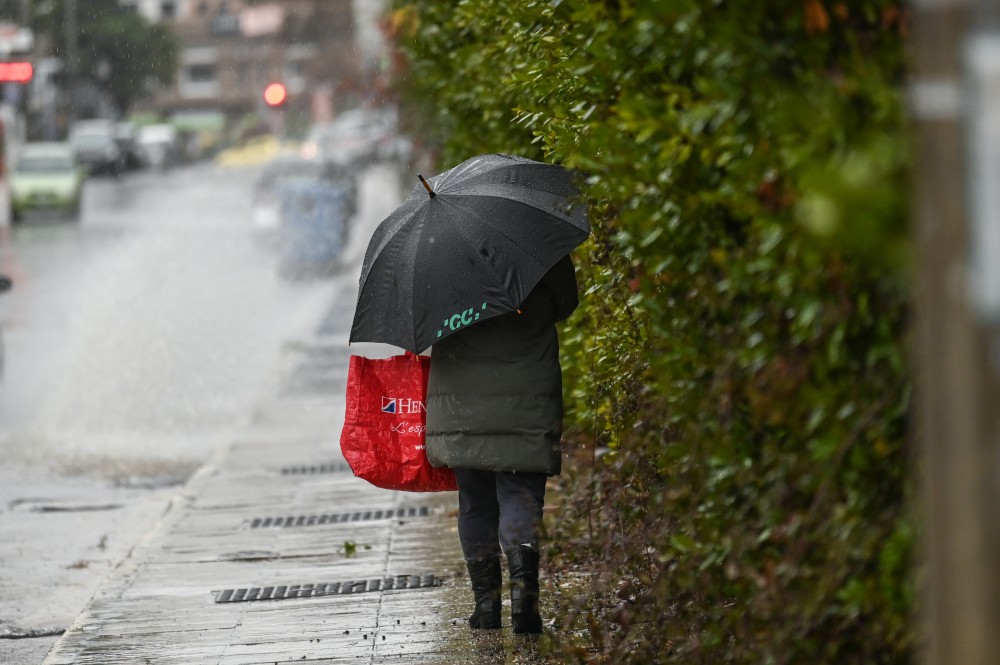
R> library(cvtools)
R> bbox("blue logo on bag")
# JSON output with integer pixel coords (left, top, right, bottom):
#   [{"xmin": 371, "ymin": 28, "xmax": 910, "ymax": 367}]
[{"xmin": 381, "ymin": 396, "xmax": 425, "ymax": 414}]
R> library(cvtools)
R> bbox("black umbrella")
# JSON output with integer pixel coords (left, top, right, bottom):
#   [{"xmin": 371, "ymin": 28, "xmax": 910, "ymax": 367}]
[{"xmin": 349, "ymin": 153, "xmax": 589, "ymax": 353}]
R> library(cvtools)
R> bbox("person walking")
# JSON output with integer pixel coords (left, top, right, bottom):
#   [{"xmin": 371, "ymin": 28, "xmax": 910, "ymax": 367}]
[{"xmin": 425, "ymin": 254, "xmax": 580, "ymax": 634}]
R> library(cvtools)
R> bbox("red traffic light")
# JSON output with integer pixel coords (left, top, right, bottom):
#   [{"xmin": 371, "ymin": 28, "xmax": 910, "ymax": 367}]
[
  {"xmin": 0, "ymin": 61, "xmax": 33, "ymax": 83},
  {"xmin": 263, "ymin": 82, "xmax": 287, "ymax": 107}
]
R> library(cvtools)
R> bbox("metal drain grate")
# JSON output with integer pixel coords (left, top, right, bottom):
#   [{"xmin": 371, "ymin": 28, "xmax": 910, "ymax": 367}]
[
  {"xmin": 279, "ymin": 462, "xmax": 352, "ymax": 476},
  {"xmin": 214, "ymin": 574, "xmax": 443, "ymax": 603},
  {"xmin": 248, "ymin": 506, "xmax": 430, "ymax": 529}
]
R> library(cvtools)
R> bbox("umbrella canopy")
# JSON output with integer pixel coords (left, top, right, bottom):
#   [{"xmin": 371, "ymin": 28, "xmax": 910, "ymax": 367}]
[{"xmin": 350, "ymin": 153, "xmax": 589, "ymax": 353}]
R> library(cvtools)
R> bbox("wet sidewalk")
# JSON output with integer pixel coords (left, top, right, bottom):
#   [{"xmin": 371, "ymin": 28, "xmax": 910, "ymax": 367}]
[{"xmin": 39, "ymin": 330, "xmax": 520, "ymax": 664}]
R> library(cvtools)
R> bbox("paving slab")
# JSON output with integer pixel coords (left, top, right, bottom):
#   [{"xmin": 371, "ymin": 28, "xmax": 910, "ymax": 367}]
[{"xmin": 38, "ymin": 330, "xmax": 536, "ymax": 665}]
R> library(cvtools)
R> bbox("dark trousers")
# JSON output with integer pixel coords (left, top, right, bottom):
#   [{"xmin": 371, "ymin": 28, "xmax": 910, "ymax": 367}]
[{"xmin": 454, "ymin": 468, "xmax": 548, "ymax": 563}]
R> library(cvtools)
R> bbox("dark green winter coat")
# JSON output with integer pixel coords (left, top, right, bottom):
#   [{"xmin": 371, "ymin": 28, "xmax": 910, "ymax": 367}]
[{"xmin": 425, "ymin": 256, "xmax": 578, "ymax": 475}]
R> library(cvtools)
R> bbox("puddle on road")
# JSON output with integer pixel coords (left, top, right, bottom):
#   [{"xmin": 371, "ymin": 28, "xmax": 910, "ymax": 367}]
[
  {"xmin": 0, "ymin": 430, "xmax": 207, "ymax": 488},
  {"xmin": 0, "ymin": 625, "xmax": 66, "ymax": 640},
  {"xmin": 56, "ymin": 453, "xmax": 201, "ymax": 489},
  {"xmin": 10, "ymin": 499, "xmax": 124, "ymax": 513}
]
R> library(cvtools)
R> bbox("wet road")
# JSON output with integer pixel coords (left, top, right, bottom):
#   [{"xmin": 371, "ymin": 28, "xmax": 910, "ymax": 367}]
[{"xmin": 0, "ymin": 161, "xmax": 399, "ymax": 663}]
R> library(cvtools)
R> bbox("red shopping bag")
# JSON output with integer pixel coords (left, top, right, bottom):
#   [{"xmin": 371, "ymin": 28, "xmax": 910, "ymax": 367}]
[{"xmin": 340, "ymin": 352, "xmax": 457, "ymax": 492}]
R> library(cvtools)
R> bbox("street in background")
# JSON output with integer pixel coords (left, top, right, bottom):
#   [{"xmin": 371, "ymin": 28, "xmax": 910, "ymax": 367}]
[
  {"xmin": 0, "ymin": 3, "xmax": 402, "ymax": 662},
  {"xmin": 0, "ymin": 155, "xmax": 408, "ymax": 664}
]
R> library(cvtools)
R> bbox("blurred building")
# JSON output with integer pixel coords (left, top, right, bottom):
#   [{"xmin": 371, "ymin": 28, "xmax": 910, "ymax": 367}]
[{"xmin": 124, "ymin": 0, "xmax": 362, "ymax": 126}]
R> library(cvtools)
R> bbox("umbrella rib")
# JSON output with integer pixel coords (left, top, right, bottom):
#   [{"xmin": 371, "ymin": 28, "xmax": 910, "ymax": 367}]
[
  {"xmin": 354, "ymin": 193, "xmax": 424, "ymax": 296},
  {"xmin": 438, "ymin": 199, "xmax": 550, "ymax": 306},
  {"xmin": 446, "ymin": 189, "xmax": 577, "ymax": 220},
  {"xmin": 442, "ymin": 197, "xmax": 552, "ymax": 269},
  {"xmin": 400, "ymin": 203, "xmax": 427, "ymax": 352},
  {"xmin": 356, "ymin": 226, "xmax": 407, "ymax": 349}
]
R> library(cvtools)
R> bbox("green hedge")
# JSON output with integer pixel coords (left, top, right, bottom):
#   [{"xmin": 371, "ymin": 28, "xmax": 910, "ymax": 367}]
[{"xmin": 390, "ymin": 1, "xmax": 912, "ymax": 661}]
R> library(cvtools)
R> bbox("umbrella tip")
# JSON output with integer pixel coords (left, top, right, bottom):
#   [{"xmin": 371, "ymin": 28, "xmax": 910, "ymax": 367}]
[{"xmin": 417, "ymin": 174, "xmax": 436, "ymax": 198}]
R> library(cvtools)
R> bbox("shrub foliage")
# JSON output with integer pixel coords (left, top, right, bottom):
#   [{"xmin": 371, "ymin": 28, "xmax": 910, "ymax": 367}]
[{"xmin": 389, "ymin": 1, "xmax": 912, "ymax": 661}]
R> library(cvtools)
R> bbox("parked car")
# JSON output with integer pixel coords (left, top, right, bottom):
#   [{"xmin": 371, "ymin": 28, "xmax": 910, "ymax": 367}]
[
  {"xmin": 136, "ymin": 123, "xmax": 180, "ymax": 169},
  {"xmin": 9, "ymin": 142, "xmax": 86, "ymax": 221},
  {"xmin": 115, "ymin": 122, "xmax": 146, "ymax": 171},
  {"xmin": 302, "ymin": 110, "xmax": 381, "ymax": 167},
  {"xmin": 69, "ymin": 119, "xmax": 126, "ymax": 175},
  {"xmin": 215, "ymin": 134, "xmax": 285, "ymax": 168}
]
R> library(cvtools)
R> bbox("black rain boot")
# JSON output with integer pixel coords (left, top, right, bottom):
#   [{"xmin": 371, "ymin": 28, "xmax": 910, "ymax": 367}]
[
  {"xmin": 507, "ymin": 544, "xmax": 543, "ymax": 634},
  {"xmin": 466, "ymin": 557, "xmax": 502, "ymax": 629}
]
